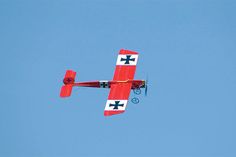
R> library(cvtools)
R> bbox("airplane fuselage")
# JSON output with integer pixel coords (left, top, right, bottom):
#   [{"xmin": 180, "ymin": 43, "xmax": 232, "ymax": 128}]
[{"xmin": 70, "ymin": 80, "xmax": 145, "ymax": 89}]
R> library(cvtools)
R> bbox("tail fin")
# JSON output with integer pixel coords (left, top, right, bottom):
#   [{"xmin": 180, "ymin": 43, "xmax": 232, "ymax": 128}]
[{"xmin": 60, "ymin": 70, "xmax": 76, "ymax": 98}]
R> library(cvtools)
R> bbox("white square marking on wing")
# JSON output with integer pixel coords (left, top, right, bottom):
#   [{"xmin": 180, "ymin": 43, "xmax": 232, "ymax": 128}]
[
  {"xmin": 116, "ymin": 54, "xmax": 138, "ymax": 66},
  {"xmin": 105, "ymin": 100, "xmax": 128, "ymax": 111}
]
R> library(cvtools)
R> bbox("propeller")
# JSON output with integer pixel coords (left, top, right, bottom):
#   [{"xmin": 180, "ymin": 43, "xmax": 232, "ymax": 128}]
[{"xmin": 145, "ymin": 75, "xmax": 148, "ymax": 96}]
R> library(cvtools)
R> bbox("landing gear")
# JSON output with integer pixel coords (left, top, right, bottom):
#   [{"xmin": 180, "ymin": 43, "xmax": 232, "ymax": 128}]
[
  {"xmin": 131, "ymin": 97, "xmax": 139, "ymax": 104},
  {"xmin": 132, "ymin": 87, "xmax": 141, "ymax": 104},
  {"xmin": 133, "ymin": 88, "xmax": 141, "ymax": 95}
]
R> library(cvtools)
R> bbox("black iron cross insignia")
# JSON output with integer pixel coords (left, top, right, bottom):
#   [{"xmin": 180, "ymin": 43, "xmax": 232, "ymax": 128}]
[
  {"xmin": 100, "ymin": 82, "xmax": 108, "ymax": 88},
  {"xmin": 120, "ymin": 55, "xmax": 135, "ymax": 64},
  {"xmin": 109, "ymin": 101, "xmax": 124, "ymax": 109}
]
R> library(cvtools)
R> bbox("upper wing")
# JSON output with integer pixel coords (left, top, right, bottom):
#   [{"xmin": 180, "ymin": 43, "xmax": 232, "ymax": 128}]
[
  {"xmin": 113, "ymin": 49, "xmax": 139, "ymax": 81},
  {"xmin": 104, "ymin": 49, "xmax": 139, "ymax": 116}
]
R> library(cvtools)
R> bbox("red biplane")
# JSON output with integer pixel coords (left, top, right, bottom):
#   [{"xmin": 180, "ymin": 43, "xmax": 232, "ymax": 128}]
[{"xmin": 60, "ymin": 49, "xmax": 148, "ymax": 116}]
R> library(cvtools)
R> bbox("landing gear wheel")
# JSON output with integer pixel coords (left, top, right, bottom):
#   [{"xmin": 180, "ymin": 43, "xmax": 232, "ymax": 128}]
[
  {"xmin": 133, "ymin": 88, "xmax": 141, "ymax": 95},
  {"xmin": 131, "ymin": 97, "xmax": 140, "ymax": 104}
]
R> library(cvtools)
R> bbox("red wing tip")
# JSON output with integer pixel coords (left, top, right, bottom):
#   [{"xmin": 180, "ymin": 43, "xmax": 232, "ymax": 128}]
[
  {"xmin": 66, "ymin": 69, "xmax": 76, "ymax": 73},
  {"xmin": 119, "ymin": 49, "xmax": 138, "ymax": 55},
  {"xmin": 104, "ymin": 110, "xmax": 125, "ymax": 116},
  {"xmin": 60, "ymin": 94, "xmax": 70, "ymax": 98}
]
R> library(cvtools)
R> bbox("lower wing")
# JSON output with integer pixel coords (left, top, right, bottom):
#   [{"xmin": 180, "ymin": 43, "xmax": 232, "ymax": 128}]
[{"xmin": 104, "ymin": 83, "xmax": 132, "ymax": 116}]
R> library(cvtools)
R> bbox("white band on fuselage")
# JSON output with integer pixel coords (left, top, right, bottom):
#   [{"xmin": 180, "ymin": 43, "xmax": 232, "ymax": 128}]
[{"xmin": 99, "ymin": 81, "xmax": 109, "ymax": 88}]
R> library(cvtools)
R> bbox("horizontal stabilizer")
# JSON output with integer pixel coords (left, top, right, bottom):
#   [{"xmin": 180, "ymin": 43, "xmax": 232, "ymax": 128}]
[
  {"xmin": 63, "ymin": 70, "xmax": 76, "ymax": 84},
  {"xmin": 60, "ymin": 85, "xmax": 73, "ymax": 97}
]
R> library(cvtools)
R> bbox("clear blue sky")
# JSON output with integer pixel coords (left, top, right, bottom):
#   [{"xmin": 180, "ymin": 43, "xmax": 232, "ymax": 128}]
[{"xmin": 0, "ymin": 0, "xmax": 236, "ymax": 157}]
